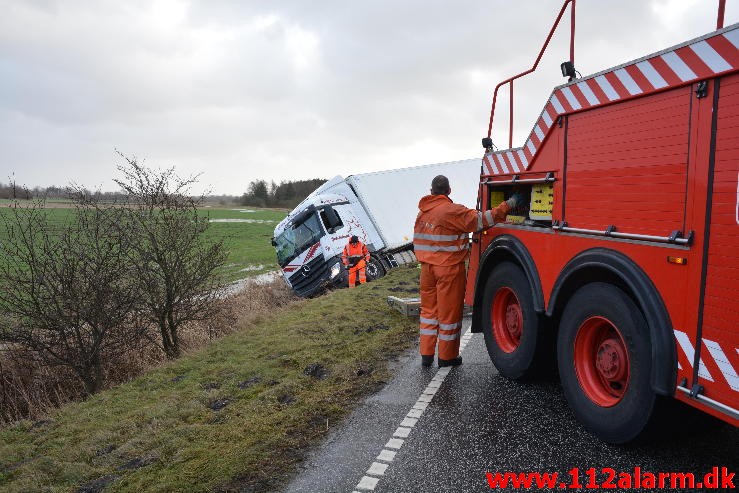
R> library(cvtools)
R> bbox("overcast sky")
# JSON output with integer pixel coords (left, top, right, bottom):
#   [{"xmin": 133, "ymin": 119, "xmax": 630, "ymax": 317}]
[{"xmin": 1, "ymin": 0, "xmax": 738, "ymax": 195}]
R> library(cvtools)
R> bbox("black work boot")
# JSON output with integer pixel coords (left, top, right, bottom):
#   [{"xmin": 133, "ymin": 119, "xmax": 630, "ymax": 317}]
[
  {"xmin": 438, "ymin": 356, "xmax": 462, "ymax": 367},
  {"xmin": 421, "ymin": 355, "xmax": 434, "ymax": 367}
]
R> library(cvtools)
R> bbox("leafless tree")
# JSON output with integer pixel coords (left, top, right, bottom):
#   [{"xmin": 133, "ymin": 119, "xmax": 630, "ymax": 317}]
[
  {"xmin": 0, "ymin": 195, "xmax": 145, "ymax": 395},
  {"xmin": 115, "ymin": 153, "xmax": 227, "ymax": 359}
]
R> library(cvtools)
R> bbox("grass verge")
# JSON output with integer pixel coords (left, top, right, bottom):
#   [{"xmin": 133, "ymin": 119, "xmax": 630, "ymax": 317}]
[{"xmin": 0, "ymin": 266, "xmax": 421, "ymax": 492}]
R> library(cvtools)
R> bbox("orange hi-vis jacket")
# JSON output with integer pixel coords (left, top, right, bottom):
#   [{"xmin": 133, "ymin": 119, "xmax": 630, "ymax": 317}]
[
  {"xmin": 341, "ymin": 241, "xmax": 370, "ymax": 267},
  {"xmin": 414, "ymin": 194, "xmax": 510, "ymax": 361},
  {"xmin": 413, "ymin": 195, "xmax": 510, "ymax": 265}
]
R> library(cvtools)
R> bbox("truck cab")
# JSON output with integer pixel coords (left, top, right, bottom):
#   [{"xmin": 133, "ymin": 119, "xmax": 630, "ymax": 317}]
[{"xmin": 273, "ymin": 178, "xmax": 385, "ymax": 297}]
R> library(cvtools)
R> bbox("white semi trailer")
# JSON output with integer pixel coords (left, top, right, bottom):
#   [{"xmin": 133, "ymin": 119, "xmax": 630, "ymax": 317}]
[{"xmin": 272, "ymin": 159, "xmax": 481, "ymax": 297}]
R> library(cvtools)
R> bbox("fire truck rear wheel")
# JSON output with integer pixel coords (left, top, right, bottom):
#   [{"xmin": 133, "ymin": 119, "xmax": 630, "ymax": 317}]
[
  {"xmin": 557, "ymin": 282, "xmax": 656, "ymax": 444},
  {"xmin": 481, "ymin": 262, "xmax": 539, "ymax": 379},
  {"xmin": 365, "ymin": 256, "xmax": 386, "ymax": 281}
]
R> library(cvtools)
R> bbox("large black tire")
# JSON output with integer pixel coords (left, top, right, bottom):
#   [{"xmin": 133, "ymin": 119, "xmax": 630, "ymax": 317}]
[
  {"xmin": 557, "ymin": 282, "xmax": 656, "ymax": 444},
  {"xmin": 365, "ymin": 256, "xmax": 386, "ymax": 281},
  {"xmin": 481, "ymin": 262, "xmax": 540, "ymax": 379}
]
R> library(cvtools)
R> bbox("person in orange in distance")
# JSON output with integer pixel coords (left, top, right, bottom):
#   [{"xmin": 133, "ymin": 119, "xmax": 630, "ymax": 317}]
[
  {"xmin": 342, "ymin": 235, "xmax": 371, "ymax": 288},
  {"xmin": 414, "ymin": 175, "xmax": 521, "ymax": 367}
]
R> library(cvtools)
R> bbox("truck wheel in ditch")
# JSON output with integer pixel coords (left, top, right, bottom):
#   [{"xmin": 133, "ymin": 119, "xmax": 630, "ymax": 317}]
[
  {"xmin": 365, "ymin": 256, "xmax": 386, "ymax": 281},
  {"xmin": 557, "ymin": 282, "xmax": 655, "ymax": 444},
  {"xmin": 481, "ymin": 262, "xmax": 539, "ymax": 379}
]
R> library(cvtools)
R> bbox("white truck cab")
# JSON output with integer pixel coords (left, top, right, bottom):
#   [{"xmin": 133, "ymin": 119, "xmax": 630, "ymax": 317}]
[{"xmin": 273, "ymin": 160, "xmax": 482, "ymax": 297}]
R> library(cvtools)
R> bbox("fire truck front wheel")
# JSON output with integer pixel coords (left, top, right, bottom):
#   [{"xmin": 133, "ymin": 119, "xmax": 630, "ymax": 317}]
[
  {"xmin": 557, "ymin": 282, "xmax": 656, "ymax": 444},
  {"xmin": 481, "ymin": 262, "xmax": 539, "ymax": 379}
]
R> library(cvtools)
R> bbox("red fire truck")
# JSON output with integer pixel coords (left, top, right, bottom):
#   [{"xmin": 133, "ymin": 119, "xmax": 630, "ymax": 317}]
[{"xmin": 466, "ymin": 0, "xmax": 739, "ymax": 443}]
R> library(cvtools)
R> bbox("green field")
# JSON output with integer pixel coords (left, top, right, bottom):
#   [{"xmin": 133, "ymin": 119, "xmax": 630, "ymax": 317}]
[
  {"xmin": 199, "ymin": 207, "xmax": 287, "ymax": 282},
  {"xmin": 0, "ymin": 204, "xmax": 287, "ymax": 284}
]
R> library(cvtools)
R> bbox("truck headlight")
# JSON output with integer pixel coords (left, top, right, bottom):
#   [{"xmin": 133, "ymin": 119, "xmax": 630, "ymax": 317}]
[{"xmin": 329, "ymin": 262, "xmax": 342, "ymax": 279}]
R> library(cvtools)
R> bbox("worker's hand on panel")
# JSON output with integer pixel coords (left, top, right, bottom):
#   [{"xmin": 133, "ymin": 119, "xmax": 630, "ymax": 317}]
[{"xmin": 506, "ymin": 192, "xmax": 524, "ymax": 209}]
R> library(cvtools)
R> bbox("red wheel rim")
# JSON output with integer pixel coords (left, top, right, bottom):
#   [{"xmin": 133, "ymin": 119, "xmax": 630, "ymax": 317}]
[
  {"xmin": 573, "ymin": 316, "xmax": 630, "ymax": 407},
  {"xmin": 491, "ymin": 287, "xmax": 523, "ymax": 353}
]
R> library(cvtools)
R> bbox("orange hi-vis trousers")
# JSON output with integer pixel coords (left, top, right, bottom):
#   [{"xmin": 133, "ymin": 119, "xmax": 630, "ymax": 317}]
[
  {"xmin": 348, "ymin": 260, "xmax": 367, "ymax": 288},
  {"xmin": 419, "ymin": 262, "xmax": 466, "ymax": 361}
]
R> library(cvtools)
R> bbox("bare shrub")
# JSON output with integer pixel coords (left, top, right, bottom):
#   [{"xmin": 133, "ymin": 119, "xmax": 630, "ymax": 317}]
[
  {"xmin": 0, "ymin": 275, "xmax": 297, "ymax": 424},
  {"xmin": 0, "ymin": 197, "xmax": 146, "ymax": 395},
  {"xmin": 114, "ymin": 153, "xmax": 228, "ymax": 359}
]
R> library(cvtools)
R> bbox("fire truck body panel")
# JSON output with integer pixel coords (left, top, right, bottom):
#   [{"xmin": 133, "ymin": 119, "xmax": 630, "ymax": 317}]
[
  {"xmin": 469, "ymin": 22, "xmax": 739, "ymax": 438},
  {"xmin": 700, "ymin": 71, "xmax": 739, "ymax": 415}
]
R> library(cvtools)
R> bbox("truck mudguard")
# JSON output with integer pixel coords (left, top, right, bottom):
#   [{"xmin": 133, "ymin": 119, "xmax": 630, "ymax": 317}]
[
  {"xmin": 471, "ymin": 235, "xmax": 544, "ymax": 333},
  {"xmin": 547, "ymin": 248, "xmax": 677, "ymax": 396}
]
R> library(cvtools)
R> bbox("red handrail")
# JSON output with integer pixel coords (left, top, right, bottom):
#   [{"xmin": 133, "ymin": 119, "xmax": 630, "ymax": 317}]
[
  {"xmin": 487, "ymin": 0, "xmax": 728, "ymax": 148},
  {"xmin": 486, "ymin": 0, "xmax": 577, "ymax": 147}
]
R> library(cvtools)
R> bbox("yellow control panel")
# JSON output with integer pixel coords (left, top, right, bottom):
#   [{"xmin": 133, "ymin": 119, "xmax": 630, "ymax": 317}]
[{"xmin": 529, "ymin": 183, "xmax": 554, "ymax": 220}]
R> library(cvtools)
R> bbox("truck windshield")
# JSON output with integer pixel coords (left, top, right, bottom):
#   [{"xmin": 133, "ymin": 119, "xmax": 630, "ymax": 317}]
[{"xmin": 274, "ymin": 213, "xmax": 324, "ymax": 267}]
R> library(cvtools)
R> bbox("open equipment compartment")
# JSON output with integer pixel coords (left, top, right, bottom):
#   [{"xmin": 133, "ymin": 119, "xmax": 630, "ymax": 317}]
[{"xmin": 484, "ymin": 171, "xmax": 555, "ymax": 227}]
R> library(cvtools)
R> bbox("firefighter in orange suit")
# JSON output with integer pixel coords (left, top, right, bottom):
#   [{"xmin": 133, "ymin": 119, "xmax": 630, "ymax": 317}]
[
  {"xmin": 414, "ymin": 175, "xmax": 521, "ymax": 367},
  {"xmin": 342, "ymin": 235, "xmax": 371, "ymax": 288}
]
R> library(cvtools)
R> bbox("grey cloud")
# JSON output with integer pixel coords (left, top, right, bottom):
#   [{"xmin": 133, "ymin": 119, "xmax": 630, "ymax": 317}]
[{"xmin": 1, "ymin": 0, "xmax": 737, "ymax": 194}]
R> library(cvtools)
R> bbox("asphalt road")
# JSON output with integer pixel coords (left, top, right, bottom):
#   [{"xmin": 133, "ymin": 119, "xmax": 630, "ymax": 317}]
[{"xmin": 283, "ymin": 319, "xmax": 738, "ymax": 493}]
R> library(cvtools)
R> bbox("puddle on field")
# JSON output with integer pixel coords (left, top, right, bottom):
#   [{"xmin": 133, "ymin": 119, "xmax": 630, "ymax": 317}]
[
  {"xmin": 239, "ymin": 264, "xmax": 265, "ymax": 272},
  {"xmin": 231, "ymin": 209, "xmax": 256, "ymax": 213}
]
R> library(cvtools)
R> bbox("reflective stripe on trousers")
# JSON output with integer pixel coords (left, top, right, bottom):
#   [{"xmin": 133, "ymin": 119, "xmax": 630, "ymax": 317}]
[
  {"xmin": 419, "ymin": 261, "xmax": 467, "ymax": 360},
  {"xmin": 438, "ymin": 321, "xmax": 462, "ymax": 341}
]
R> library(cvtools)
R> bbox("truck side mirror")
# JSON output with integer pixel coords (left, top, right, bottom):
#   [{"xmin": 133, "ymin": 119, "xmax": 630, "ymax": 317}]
[{"xmin": 270, "ymin": 238, "xmax": 277, "ymax": 247}]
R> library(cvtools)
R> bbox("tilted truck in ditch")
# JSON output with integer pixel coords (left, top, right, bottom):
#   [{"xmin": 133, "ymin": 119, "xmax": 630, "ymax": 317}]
[
  {"xmin": 273, "ymin": 159, "xmax": 481, "ymax": 297},
  {"xmin": 468, "ymin": 0, "xmax": 738, "ymax": 443}
]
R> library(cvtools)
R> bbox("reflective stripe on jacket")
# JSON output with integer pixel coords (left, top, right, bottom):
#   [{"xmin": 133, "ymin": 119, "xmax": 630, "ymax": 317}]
[
  {"xmin": 413, "ymin": 194, "xmax": 510, "ymax": 266},
  {"xmin": 342, "ymin": 241, "xmax": 370, "ymax": 266}
]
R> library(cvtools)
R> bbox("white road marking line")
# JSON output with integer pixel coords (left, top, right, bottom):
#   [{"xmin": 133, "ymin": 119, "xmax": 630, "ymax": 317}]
[
  {"xmin": 393, "ymin": 426, "xmax": 412, "ymax": 438},
  {"xmin": 356, "ymin": 476, "xmax": 379, "ymax": 490},
  {"xmin": 368, "ymin": 462, "xmax": 389, "ymax": 476},
  {"xmin": 385, "ymin": 438, "xmax": 404, "ymax": 449},
  {"xmin": 352, "ymin": 327, "xmax": 474, "ymax": 492},
  {"xmin": 422, "ymin": 386, "xmax": 439, "ymax": 396},
  {"xmin": 377, "ymin": 449, "xmax": 396, "ymax": 462},
  {"xmin": 412, "ymin": 401, "xmax": 429, "ymax": 411},
  {"xmin": 407, "ymin": 408, "xmax": 423, "ymax": 419}
]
